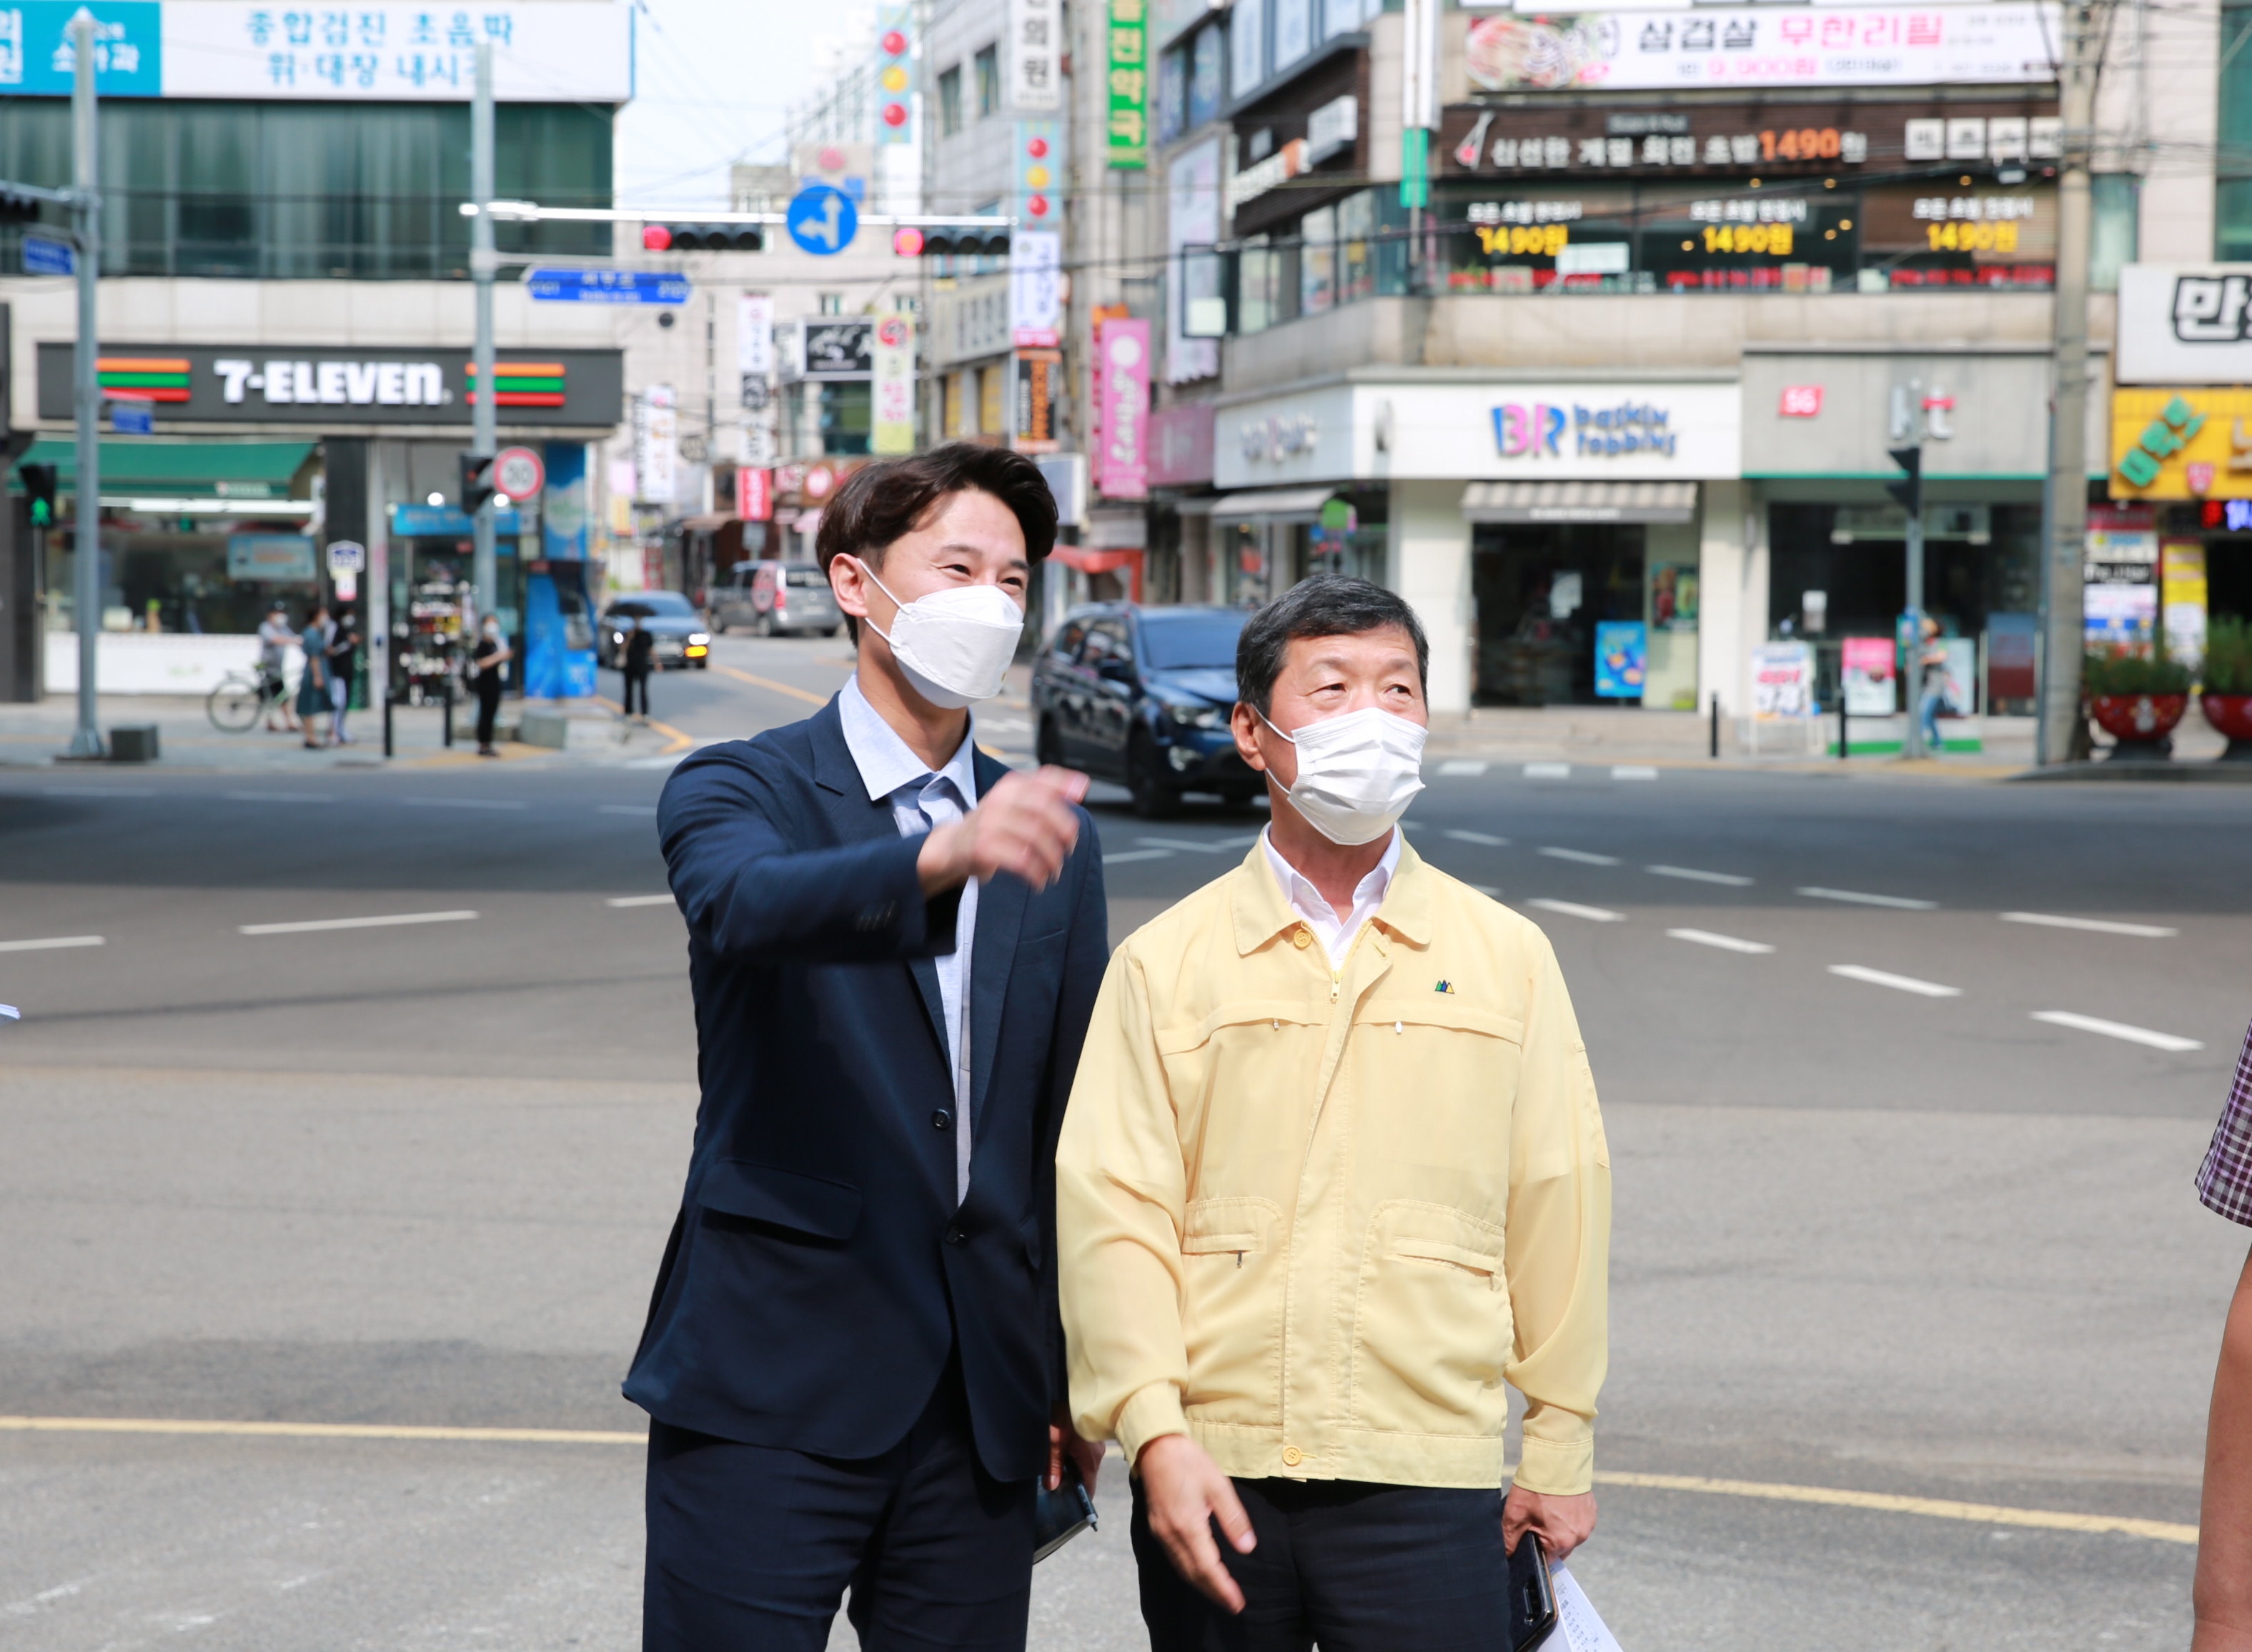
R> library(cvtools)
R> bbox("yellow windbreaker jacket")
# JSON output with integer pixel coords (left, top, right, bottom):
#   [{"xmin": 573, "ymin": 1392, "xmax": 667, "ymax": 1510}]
[{"xmin": 1057, "ymin": 840, "xmax": 1610, "ymax": 1494}]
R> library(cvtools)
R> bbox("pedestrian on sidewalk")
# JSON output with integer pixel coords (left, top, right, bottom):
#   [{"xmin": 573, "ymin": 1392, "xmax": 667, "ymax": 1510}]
[
  {"xmin": 1916, "ymin": 617, "xmax": 1950, "ymax": 754},
  {"xmin": 622, "ymin": 614, "xmax": 654, "ymax": 721},
  {"xmin": 295, "ymin": 600, "xmax": 331, "ymax": 750},
  {"xmin": 257, "ymin": 600, "xmax": 298, "ymax": 732},
  {"xmin": 630, "ymin": 444, "xmax": 1106, "ymax": 1651},
  {"xmin": 471, "ymin": 615, "xmax": 512, "ymax": 758},
  {"xmin": 1058, "ymin": 575, "xmax": 1612, "ymax": 1649},
  {"xmin": 2192, "ymin": 1018, "xmax": 2252, "ymax": 1652},
  {"xmin": 326, "ymin": 608, "xmax": 361, "ymax": 746}
]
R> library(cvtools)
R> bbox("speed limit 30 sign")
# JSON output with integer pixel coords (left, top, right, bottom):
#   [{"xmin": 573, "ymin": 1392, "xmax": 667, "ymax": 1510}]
[{"xmin": 492, "ymin": 446, "xmax": 546, "ymax": 502}]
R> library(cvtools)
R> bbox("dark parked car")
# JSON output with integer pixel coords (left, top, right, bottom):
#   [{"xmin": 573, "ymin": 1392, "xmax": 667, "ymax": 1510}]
[
  {"xmin": 712, "ymin": 559, "xmax": 843, "ymax": 637},
  {"xmin": 1031, "ymin": 604, "xmax": 1254, "ymax": 817},
  {"xmin": 598, "ymin": 591, "xmax": 710, "ymax": 670}
]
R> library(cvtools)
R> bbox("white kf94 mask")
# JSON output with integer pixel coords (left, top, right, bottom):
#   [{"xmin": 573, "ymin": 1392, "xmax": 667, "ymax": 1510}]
[
  {"xmin": 1257, "ymin": 705, "xmax": 1427, "ymax": 846},
  {"xmin": 846, "ymin": 558, "xmax": 1026, "ymax": 710}
]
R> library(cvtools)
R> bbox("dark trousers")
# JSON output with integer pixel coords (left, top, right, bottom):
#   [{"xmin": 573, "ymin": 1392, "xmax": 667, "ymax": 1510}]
[
  {"xmin": 643, "ymin": 1362, "xmax": 1037, "ymax": 1652},
  {"xmin": 1132, "ymin": 1476, "xmax": 1512, "ymax": 1652},
  {"xmin": 623, "ymin": 668, "xmax": 651, "ymax": 716},
  {"xmin": 474, "ymin": 680, "xmax": 502, "ymax": 746}
]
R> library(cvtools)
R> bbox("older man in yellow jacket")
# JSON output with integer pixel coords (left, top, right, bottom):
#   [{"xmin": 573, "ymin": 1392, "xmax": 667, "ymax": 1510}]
[{"xmin": 1057, "ymin": 575, "xmax": 1611, "ymax": 1650}]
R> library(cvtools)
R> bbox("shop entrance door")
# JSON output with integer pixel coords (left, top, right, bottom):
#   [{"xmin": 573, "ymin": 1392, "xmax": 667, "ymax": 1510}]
[{"xmin": 1472, "ymin": 524, "xmax": 1645, "ymax": 705}]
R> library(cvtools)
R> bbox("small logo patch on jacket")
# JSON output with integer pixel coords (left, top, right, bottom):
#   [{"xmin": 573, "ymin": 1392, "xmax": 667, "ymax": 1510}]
[{"xmin": 1434, "ymin": 979, "xmax": 1455, "ymax": 994}]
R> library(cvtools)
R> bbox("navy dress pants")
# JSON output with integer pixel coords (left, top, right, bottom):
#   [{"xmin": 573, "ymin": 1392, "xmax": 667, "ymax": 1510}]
[
  {"xmin": 643, "ymin": 1363, "xmax": 1038, "ymax": 1651},
  {"xmin": 1132, "ymin": 1476, "xmax": 1514, "ymax": 1652}
]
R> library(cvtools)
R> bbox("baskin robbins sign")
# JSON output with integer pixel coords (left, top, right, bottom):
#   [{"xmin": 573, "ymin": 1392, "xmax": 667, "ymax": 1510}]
[{"xmin": 1496, "ymin": 398, "xmax": 1679, "ymax": 459}]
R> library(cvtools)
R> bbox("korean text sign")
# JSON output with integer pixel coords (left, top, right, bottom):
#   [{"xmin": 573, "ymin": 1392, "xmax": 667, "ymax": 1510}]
[
  {"xmin": 1096, "ymin": 320, "xmax": 1151, "ymax": 498},
  {"xmin": 1108, "ymin": 0, "xmax": 1149, "ymax": 167}
]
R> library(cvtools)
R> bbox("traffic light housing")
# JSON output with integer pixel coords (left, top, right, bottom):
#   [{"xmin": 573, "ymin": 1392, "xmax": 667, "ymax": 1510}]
[
  {"xmin": 1885, "ymin": 444, "xmax": 1922, "ymax": 518},
  {"xmin": 893, "ymin": 226, "xmax": 1011, "ymax": 258},
  {"xmin": 16, "ymin": 462, "xmax": 58, "ymax": 527},
  {"xmin": 643, "ymin": 223, "xmax": 764, "ymax": 252},
  {"xmin": 0, "ymin": 185, "xmax": 42, "ymax": 225},
  {"xmin": 459, "ymin": 452, "xmax": 495, "ymax": 517},
  {"xmin": 876, "ymin": 7, "xmax": 913, "ymax": 142}
]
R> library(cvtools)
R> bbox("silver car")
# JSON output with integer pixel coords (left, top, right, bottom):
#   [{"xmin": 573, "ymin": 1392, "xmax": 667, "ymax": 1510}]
[{"xmin": 713, "ymin": 560, "xmax": 844, "ymax": 637}]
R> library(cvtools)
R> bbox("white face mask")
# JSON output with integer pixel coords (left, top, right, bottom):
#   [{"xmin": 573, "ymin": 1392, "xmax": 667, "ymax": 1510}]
[
  {"xmin": 847, "ymin": 558, "xmax": 1024, "ymax": 710},
  {"xmin": 1259, "ymin": 705, "xmax": 1427, "ymax": 846}
]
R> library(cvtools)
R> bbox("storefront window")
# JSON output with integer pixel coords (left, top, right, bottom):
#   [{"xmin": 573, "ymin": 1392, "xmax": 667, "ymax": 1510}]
[
  {"xmin": 44, "ymin": 510, "xmax": 324, "ymax": 637},
  {"xmin": 1159, "ymin": 43, "xmax": 1190, "ymax": 145},
  {"xmin": 1189, "ymin": 25, "xmax": 1224, "ymax": 129},
  {"xmin": 1472, "ymin": 523, "xmax": 1647, "ymax": 706}
]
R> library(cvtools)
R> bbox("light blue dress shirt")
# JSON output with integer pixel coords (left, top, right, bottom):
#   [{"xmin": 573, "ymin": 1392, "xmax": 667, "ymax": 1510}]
[{"xmin": 837, "ymin": 674, "xmax": 979, "ymax": 1203}]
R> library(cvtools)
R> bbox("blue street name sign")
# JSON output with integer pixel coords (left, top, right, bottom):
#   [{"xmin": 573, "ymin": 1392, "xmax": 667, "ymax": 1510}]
[
  {"xmin": 786, "ymin": 186, "xmax": 858, "ymax": 257},
  {"xmin": 525, "ymin": 268, "xmax": 693, "ymax": 305},
  {"xmin": 111, "ymin": 402, "xmax": 155, "ymax": 435},
  {"xmin": 22, "ymin": 235, "xmax": 74, "ymax": 277}
]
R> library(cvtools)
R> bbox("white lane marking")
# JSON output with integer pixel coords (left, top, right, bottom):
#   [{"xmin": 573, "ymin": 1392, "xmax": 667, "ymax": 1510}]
[
  {"xmin": 597, "ymin": 804, "xmax": 658, "ymax": 816},
  {"xmin": 41, "ymin": 786, "xmax": 156, "ymax": 797},
  {"xmin": 0, "ymin": 935, "xmax": 105, "ymax": 953},
  {"xmin": 1647, "ymin": 864, "xmax": 1754, "ymax": 886},
  {"xmin": 1667, "ymin": 928, "xmax": 1775, "ymax": 955},
  {"xmin": 223, "ymin": 790, "xmax": 337, "ymax": 804},
  {"xmin": 1529, "ymin": 898, "xmax": 1626, "ymax": 923},
  {"xmin": 0, "ymin": 1005, "xmax": 19, "ymax": 1020},
  {"xmin": 403, "ymin": 797, "xmax": 527, "ymax": 810},
  {"xmin": 1798, "ymin": 886, "xmax": 1938, "ymax": 910},
  {"xmin": 1612, "ymin": 765, "xmax": 1659, "ymax": 780},
  {"xmin": 239, "ymin": 910, "xmax": 480, "ymax": 936},
  {"xmin": 1524, "ymin": 762, "xmax": 1571, "ymax": 779},
  {"xmin": 1101, "ymin": 849, "xmax": 1174, "ymax": 865},
  {"xmin": 1828, "ymin": 964, "xmax": 1961, "ymax": 997},
  {"xmin": 2003, "ymin": 912, "xmax": 2178, "ymax": 938},
  {"xmin": 1438, "ymin": 760, "xmax": 1489, "ymax": 777},
  {"xmin": 2030, "ymin": 1010, "xmax": 2203, "ymax": 1053},
  {"xmin": 1444, "ymin": 829, "xmax": 1509, "ymax": 846},
  {"xmin": 978, "ymin": 717, "xmax": 1031, "ymax": 733},
  {"xmin": 1137, "ymin": 836, "xmax": 1234, "ymax": 853},
  {"xmin": 605, "ymin": 895, "xmax": 676, "ymax": 908},
  {"xmin": 1539, "ymin": 847, "xmax": 1621, "ymax": 865}
]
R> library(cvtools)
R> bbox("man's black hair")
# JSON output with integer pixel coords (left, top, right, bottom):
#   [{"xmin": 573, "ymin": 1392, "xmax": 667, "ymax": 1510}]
[
  {"xmin": 816, "ymin": 442, "xmax": 1058, "ymax": 642},
  {"xmin": 1235, "ymin": 574, "xmax": 1430, "ymax": 716}
]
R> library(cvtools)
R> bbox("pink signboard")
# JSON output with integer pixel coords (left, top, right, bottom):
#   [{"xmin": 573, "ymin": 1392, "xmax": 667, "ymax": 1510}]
[
  {"xmin": 1147, "ymin": 401, "xmax": 1216, "ymax": 487},
  {"xmin": 1096, "ymin": 319, "xmax": 1151, "ymax": 499}
]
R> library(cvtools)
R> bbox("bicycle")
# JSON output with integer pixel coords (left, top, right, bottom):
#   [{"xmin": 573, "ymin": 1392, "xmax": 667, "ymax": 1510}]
[{"xmin": 207, "ymin": 667, "xmax": 291, "ymax": 732}]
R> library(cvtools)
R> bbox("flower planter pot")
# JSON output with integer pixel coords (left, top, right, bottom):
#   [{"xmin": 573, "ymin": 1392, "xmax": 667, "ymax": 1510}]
[
  {"xmin": 2090, "ymin": 692, "xmax": 2188, "ymax": 760},
  {"xmin": 2203, "ymin": 692, "xmax": 2252, "ymax": 762}
]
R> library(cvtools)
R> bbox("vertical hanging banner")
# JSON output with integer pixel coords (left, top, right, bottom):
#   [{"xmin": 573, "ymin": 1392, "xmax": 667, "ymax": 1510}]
[
  {"xmin": 1107, "ymin": 0, "xmax": 1149, "ymax": 169},
  {"xmin": 1095, "ymin": 319, "xmax": 1151, "ymax": 497},
  {"xmin": 1014, "ymin": 351, "xmax": 1063, "ymax": 452},
  {"xmin": 1011, "ymin": 230, "xmax": 1063, "ymax": 347},
  {"xmin": 872, "ymin": 312, "xmax": 918, "ymax": 456},
  {"xmin": 635, "ymin": 385, "xmax": 678, "ymax": 504},
  {"xmin": 735, "ymin": 466, "xmax": 773, "ymax": 522},
  {"xmin": 1010, "ymin": 0, "xmax": 1061, "ymax": 111},
  {"xmin": 738, "ymin": 294, "xmax": 777, "ymax": 465}
]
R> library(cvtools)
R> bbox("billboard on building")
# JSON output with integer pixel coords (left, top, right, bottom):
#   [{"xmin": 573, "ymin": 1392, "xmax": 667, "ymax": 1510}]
[{"xmin": 2116, "ymin": 264, "xmax": 2252, "ymax": 384}]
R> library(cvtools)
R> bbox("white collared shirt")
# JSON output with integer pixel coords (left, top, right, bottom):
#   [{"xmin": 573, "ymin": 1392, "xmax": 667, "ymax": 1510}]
[
  {"xmin": 1261, "ymin": 825, "xmax": 1401, "ymax": 967},
  {"xmin": 838, "ymin": 674, "xmax": 980, "ymax": 1203}
]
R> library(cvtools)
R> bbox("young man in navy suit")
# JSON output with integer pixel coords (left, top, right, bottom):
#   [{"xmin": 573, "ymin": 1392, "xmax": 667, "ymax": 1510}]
[{"xmin": 629, "ymin": 444, "xmax": 1108, "ymax": 1650}]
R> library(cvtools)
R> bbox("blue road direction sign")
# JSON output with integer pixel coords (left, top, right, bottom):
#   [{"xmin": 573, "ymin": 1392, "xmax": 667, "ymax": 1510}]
[
  {"xmin": 22, "ymin": 235, "xmax": 74, "ymax": 277},
  {"xmin": 786, "ymin": 186, "xmax": 858, "ymax": 257},
  {"xmin": 110, "ymin": 402, "xmax": 155, "ymax": 436},
  {"xmin": 525, "ymin": 268, "xmax": 693, "ymax": 305}
]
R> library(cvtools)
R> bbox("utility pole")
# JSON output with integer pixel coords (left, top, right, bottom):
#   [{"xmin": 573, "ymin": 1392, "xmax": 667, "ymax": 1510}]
[
  {"xmin": 1400, "ymin": 0, "xmax": 1436, "ymax": 290},
  {"xmin": 2039, "ymin": 0, "xmax": 2110, "ymax": 766},
  {"xmin": 470, "ymin": 41, "xmax": 497, "ymax": 621},
  {"xmin": 67, "ymin": 13, "xmax": 102, "ymax": 760}
]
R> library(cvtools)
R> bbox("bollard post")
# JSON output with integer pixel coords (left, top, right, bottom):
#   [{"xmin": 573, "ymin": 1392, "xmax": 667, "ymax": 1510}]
[
  {"xmin": 1709, "ymin": 693, "xmax": 1720, "ymax": 760},
  {"xmin": 443, "ymin": 687, "xmax": 454, "ymax": 748},
  {"xmin": 1838, "ymin": 691, "xmax": 1848, "ymax": 762},
  {"xmin": 382, "ymin": 688, "xmax": 394, "ymax": 759}
]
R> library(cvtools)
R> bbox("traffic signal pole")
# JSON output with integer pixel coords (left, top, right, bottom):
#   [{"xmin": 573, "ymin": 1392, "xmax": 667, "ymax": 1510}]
[
  {"xmin": 1886, "ymin": 442, "xmax": 1925, "ymax": 760},
  {"xmin": 67, "ymin": 14, "xmax": 101, "ymax": 760},
  {"xmin": 470, "ymin": 41, "xmax": 497, "ymax": 622}
]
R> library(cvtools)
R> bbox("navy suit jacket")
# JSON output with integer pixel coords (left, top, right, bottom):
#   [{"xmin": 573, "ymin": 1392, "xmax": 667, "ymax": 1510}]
[{"xmin": 623, "ymin": 695, "xmax": 1108, "ymax": 1481}]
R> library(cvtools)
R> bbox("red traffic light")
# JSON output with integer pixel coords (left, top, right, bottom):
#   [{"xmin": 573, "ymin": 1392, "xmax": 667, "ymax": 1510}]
[
  {"xmin": 643, "ymin": 224, "xmax": 673, "ymax": 251},
  {"xmin": 893, "ymin": 227, "xmax": 926, "ymax": 257},
  {"xmin": 1027, "ymin": 136, "xmax": 1048, "ymax": 159},
  {"xmin": 1026, "ymin": 195, "xmax": 1049, "ymax": 218},
  {"xmin": 883, "ymin": 101, "xmax": 908, "ymax": 128},
  {"xmin": 881, "ymin": 28, "xmax": 907, "ymax": 54}
]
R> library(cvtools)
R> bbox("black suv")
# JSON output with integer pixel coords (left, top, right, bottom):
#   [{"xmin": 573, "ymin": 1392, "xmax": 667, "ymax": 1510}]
[{"xmin": 1031, "ymin": 604, "xmax": 1256, "ymax": 817}]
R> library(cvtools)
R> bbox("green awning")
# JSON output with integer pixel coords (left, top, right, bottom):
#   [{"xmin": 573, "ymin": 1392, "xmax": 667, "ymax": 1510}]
[{"xmin": 7, "ymin": 439, "xmax": 317, "ymax": 499}]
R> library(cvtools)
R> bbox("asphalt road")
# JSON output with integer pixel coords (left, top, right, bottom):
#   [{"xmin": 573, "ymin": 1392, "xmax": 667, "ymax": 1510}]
[{"xmin": 3, "ymin": 632, "xmax": 2248, "ymax": 1651}]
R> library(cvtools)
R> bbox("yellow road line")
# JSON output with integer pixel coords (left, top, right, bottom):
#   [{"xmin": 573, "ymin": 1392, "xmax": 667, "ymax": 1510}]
[
  {"xmin": 1593, "ymin": 1471, "xmax": 2198, "ymax": 1545},
  {"xmin": 0, "ymin": 1417, "xmax": 2198, "ymax": 1542},
  {"xmin": 0, "ymin": 1415, "xmax": 643, "ymax": 1445},
  {"xmin": 711, "ymin": 665, "xmax": 828, "ymax": 708},
  {"xmin": 593, "ymin": 695, "xmax": 695, "ymax": 755}
]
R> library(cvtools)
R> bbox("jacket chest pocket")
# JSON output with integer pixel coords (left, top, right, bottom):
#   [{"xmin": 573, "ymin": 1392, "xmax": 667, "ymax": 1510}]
[
  {"xmin": 1157, "ymin": 1000, "xmax": 1324, "ymax": 1155},
  {"xmin": 1347, "ymin": 1199, "xmax": 1513, "ymax": 1438},
  {"xmin": 1350, "ymin": 997, "xmax": 1523, "ymax": 1170},
  {"xmin": 1177, "ymin": 1195, "xmax": 1284, "ymax": 1425}
]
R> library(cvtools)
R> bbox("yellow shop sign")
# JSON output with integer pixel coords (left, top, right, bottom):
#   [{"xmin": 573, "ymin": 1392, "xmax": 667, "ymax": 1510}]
[{"xmin": 2110, "ymin": 388, "xmax": 2252, "ymax": 499}]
